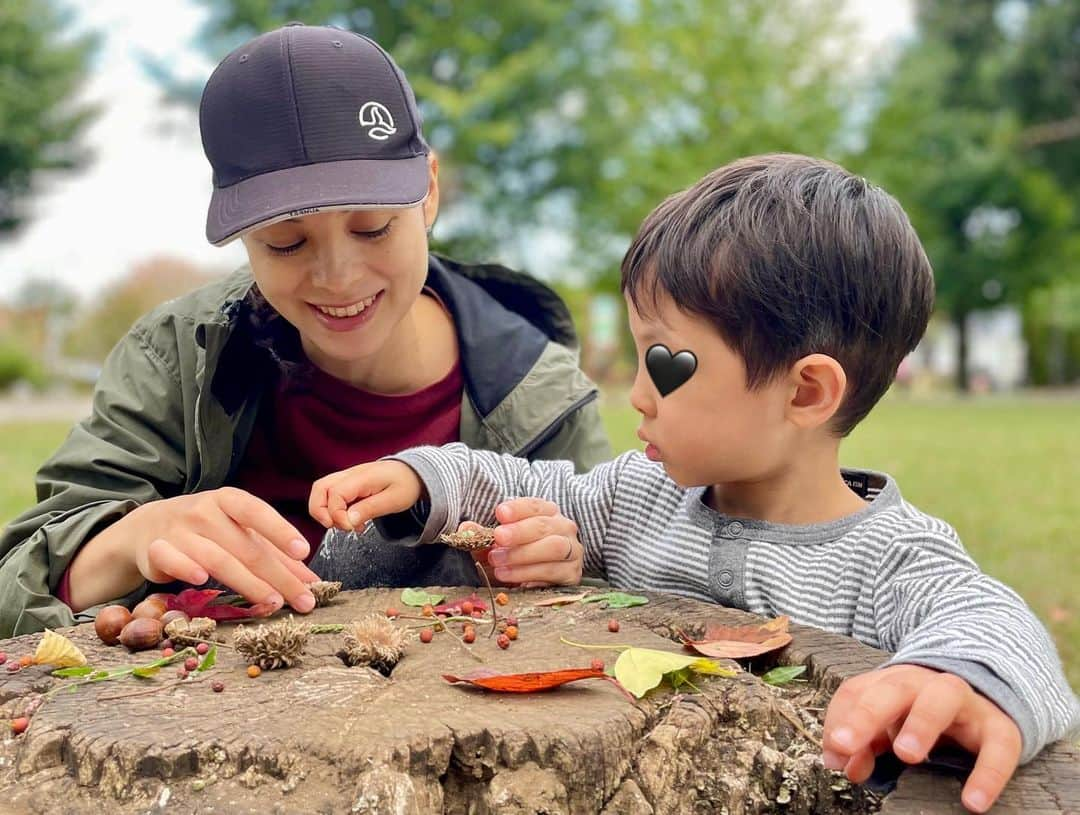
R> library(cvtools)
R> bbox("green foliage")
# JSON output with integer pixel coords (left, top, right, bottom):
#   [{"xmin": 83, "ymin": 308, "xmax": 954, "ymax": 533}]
[
  {"xmin": 0, "ymin": 338, "xmax": 45, "ymax": 390},
  {"xmin": 1024, "ymin": 282, "xmax": 1080, "ymax": 385},
  {"xmin": 400, "ymin": 588, "xmax": 446, "ymax": 607},
  {"xmin": 761, "ymin": 665, "xmax": 807, "ymax": 686},
  {"xmin": 185, "ymin": 1, "xmax": 853, "ymax": 278},
  {"xmin": 0, "ymin": 0, "xmax": 98, "ymax": 233}
]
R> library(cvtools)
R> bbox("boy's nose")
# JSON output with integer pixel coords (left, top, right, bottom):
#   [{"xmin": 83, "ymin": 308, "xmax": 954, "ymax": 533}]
[{"xmin": 628, "ymin": 367, "xmax": 656, "ymax": 417}]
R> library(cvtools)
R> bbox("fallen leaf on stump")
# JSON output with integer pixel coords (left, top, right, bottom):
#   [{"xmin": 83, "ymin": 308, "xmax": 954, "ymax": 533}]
[
  {"xmin": 443, "ymin": 667, "xmax": 633, "ymax": 700},
  {"xmin": 166, "ymin": 589, "xmax": 258, "ymax": 621},
  {"xmin": 32, "ymin": 630, "xmax": 87, "ymax": 668},
  {"xmin": 679, "ymin": 615, "xmax": 792, "ymax": 659},
  {"xmin": 532, "ymin": 592, "xmax": 594, "ymax": 607}
]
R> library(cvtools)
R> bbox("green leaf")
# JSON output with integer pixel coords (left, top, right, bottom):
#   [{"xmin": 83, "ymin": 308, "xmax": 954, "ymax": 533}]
[
  {"xmin": 52, "ymin": 666, "xmax": 94, "ymax": 677},
  {"xmin": 762, "ymin": 665, "xmax": 807, "ymax": 686},
  {"xmin": 401, "ymin": 588, "xmax": 446, "ymax": 607},
  {"xmin": 197, "ymin": 646, "xmax": 217, "ymax": 672},
  {"xmin": 132, "ymin": 665, "xmax": 161, "ymax": 678},
  {"xmin": 581, "ymin": 591, "xmax": 649, "ymax": 609}
]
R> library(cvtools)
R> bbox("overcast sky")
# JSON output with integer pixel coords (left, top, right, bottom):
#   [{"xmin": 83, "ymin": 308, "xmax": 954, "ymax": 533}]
[{"xmin": 0, "ymin": 1, "xmax": 914, "ymax": 302}]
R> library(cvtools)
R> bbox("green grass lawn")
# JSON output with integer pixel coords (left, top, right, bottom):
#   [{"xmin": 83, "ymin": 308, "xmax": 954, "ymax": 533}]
[
  {"xmin": 601, "ymin": 392, "xmax": 1079, "ymax": 691},
  {"xmin": 2, "ymin": 396, "xmax": 1077, "ymax": 691}
]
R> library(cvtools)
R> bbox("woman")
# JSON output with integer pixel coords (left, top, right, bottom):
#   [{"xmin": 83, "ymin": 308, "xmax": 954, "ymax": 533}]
[{"xmin": 0, "ymin": 23, "xmax": 609, "ymax": 636}]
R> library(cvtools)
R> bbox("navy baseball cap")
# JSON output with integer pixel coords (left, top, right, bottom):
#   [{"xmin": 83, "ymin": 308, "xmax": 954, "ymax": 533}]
[{"xmin": 199, "ymin": 23, "xmax": 430, "ymax": 246}]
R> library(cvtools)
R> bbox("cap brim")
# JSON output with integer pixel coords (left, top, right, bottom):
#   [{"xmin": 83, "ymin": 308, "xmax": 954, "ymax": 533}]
[{"xmin": 206, "ymin": 155, "xmax": 430, "ymax": 245}]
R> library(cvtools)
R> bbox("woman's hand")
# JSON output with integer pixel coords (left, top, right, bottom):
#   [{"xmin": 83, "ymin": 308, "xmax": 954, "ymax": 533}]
[
  {"xmin": 465, "ymin": 498, "xmax": 583, "ymax": 587},
  {"xmin": 69, "ymin": 487, "xmax": 319, "ymax": 615}
]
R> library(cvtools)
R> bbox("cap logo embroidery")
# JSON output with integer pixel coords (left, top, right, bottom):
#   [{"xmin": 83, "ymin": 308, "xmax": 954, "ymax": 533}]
[{"xmin": 358, "ymin": 101, "xmax": 397, "ymax": 141}]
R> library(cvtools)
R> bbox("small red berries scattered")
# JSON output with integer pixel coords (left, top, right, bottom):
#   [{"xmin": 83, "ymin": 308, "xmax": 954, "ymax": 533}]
[
  {"xmin": 497, "ymin": 634, "xmax": 511, "ymax": 650},
  {"xmin": 419, "ymin": 628, "xmax": 434, "ymax": 644},
  {"xmin": 505, "ymin": 615, "xmax": 519, "ymax": 627},
  {"xmin": 196, "ymin": 642, "xmax": 210, "ymax": 655},
  {"xmin": 184, "ymin": 657, "xmax": 199, "ymax": 672},
  {"xmin": 211, "ymin": 681, "xmax": 225, "ymax": 693},
  {"xmin": 385, "ymin": 607, "xmax": 399, "ymax": 618},
  {"xmin": 462, "ymin": 628, "xmax": 476, "ymax": 644},
  {"xmin": 159, "ymin": 639, "xmax": 173, "ymax": 651},
  {"xmin": 505, "ymin": 625, "xmax": 519, "ymax": 641},
  {"xmin": 161, "ymin": 647, "xmax": 175, "ymax": 658},
  {"xmin": 176, "ymin": 667, "xmax": 189, "ymax": 679},
  {"xmin": 6, "ymin": 663, "xmax": 20, "ymax": 674},
  {"xmin": 421, "ymin": 604, "xmax": 435, "ymax": 617},
  {"xmin": 591, "ymin": 658, "xmax": 605, "ymax": 672},
  {"xmin": 0, "ymin": 652, "xmax": 7, "ymax": 665},
  {"xmin": 11, "ymin": 717, "xmax": 29, "ymax": 735},
  {"xmin": 495, "ymin": 592, "xmax": 509, "ymax": 606},
  {"xmin": 459, "ymin": 600, "xmax": 475, "ymax": 616},
  {"xmin": 18, "ymin": 655, "xmax": 33, "ymax": 668},
  {"xmin": 607, "ymin": 619, "xmax": 620, "ymax": 633},
  {"xmin": 246, "ymin": 665, "xmax": 262, "ymax": 678}
]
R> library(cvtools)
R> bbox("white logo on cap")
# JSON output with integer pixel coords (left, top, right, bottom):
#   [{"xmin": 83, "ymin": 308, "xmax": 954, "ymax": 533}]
[{"xmin": 358, "ymin": 101, "xmax": 397, "ymax": 141}]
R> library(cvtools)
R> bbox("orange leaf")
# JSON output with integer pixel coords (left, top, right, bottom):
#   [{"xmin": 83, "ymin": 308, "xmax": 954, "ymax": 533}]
[
  {"xmin": 443, "ymin": 667, "xmax": 633, "ymax": 700},
  {"xmin": 679, "ymin": 615, "xmax": 792, "ymax": 659}
]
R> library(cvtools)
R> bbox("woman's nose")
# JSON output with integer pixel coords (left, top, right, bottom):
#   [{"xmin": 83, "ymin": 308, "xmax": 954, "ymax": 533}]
[{"xmin": 311, "ymin": 238, "xmax": 363, "ymax": 291}]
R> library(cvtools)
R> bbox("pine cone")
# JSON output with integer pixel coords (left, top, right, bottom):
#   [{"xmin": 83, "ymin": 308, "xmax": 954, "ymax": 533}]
[
  {"xmin": 234, "ymin": 616, "xmax": 309, "ymax": 670},
  {"xmin": 336, "ymin": 614, "xmax": 408, "ymax": 676},
  {"xmin": 307, "ymin": 580, "xmax": 342, "ymax": 607},
  {"xmin": 164, "ymin": 616, "xmax": 217, "ymax": 646}
]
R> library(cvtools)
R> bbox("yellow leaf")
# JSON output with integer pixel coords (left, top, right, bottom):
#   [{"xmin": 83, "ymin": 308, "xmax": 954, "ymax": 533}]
[{"xmin": 33, "ymin": 629, "xmax": 88, "ymax": 668}]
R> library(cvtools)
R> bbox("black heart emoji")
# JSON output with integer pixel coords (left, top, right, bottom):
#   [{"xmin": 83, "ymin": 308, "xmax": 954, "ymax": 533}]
[{"xmin": 645, "ymin": 344, "xmax": 698, "ymax": 397}]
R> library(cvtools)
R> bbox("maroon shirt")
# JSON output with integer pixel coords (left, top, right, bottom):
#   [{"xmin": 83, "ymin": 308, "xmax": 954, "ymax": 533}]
[{"xmin": 231, "ymin": 360, "xmax": 464, "ymax": 554}]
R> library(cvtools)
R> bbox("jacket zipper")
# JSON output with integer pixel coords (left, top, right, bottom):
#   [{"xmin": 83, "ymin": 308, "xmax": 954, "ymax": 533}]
[{"xmin": 514, "ymin": 389, "xmax": 599, "ymax": 459}]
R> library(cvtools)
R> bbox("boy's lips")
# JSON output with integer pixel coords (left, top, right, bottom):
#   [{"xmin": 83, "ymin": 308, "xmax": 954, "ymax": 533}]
[{"xmin": 638, "ymin": 429, "xmax": 662, "ymax": 462}]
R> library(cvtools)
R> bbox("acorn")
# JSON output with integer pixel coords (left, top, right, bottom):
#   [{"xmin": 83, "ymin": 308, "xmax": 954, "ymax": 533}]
[
  {"xmin": 118, "ymin": 618, "xmax": 163, "ymax": 651},
  {"xmin": 160, "ymin": 610, "xmax": 189, "ymax": 628},
  {"xmin": 94, "ymin": 605, "xmax": 133, "ymax": 646},
  {"xmin": 131, "ymin": 596, "xmax": 167, "ymax": 621}
]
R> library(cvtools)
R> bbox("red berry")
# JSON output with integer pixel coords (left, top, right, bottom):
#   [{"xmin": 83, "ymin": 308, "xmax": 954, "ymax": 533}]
[
  {"xmin": 196, "ymin": 642, "xmax": 209, "ymax": 655},
  {"xmin": 591, "ymin": 658, "xmax": 605, "ymax": 672},
  {"xmin": 0, "ymin": 652, "xmax": 7, "ymax": 665},
  {"xmin": 607, "ymin": 619, "xmax": 620, "ymax": 633},
  {"xmin": 385, "ymin": 608, "xmax": 399, "ymax": 618},
  {"xmin": 11, "ymin": 717, "xmax": 29, "ymax": 735},
  {"xmin": 505, "ymin": 625, "xmax": 519, "ymax": 641},
  {"xmin": 497, "ymin": 634, "xmax": 511, "ymax": 649},
  {"xmin": 471, "ymin": 608, "xmax": 485, "ymax": 618},
  {"xmin": 505, "ymin": 616, "xmax": 519, "ymax": 627},
  {"xmin": 184, "ymin": 657, "xmax": 198, "ymax": 672},
  {"xmin": 161, "ymin": 647, "xmax": 175, "ymax": 658},
  {"xmin": 246, "ymin": 665, "xmax": 262, "ymax": 678},
  {"xmin": 459, "ymin": 600, "xmax": 474, "ymax": 616},
  {"xmin": 159, "ymin": 639, "xmax": 173, "ymax": 651},
  {"xmin": 419, "ymin": 628, "xmax": 434, "ymax": 644},
  {"xmin": 6, "ymin": 664, "xmax": 20, "ymax": 673},
  {"xmin": 211, "ymin": 681, "xmax": 225, "ymax": 693},
  {"xmin": 176, "ymin": 667, "xmax": 189, "ymax": 679},
  {"xmin": 18, "ymin": 655, "xmax": 33, "ymax": 668},
  {"xmin": 462, "ymin": 629, "xmax": 476, "ymax": 644}
]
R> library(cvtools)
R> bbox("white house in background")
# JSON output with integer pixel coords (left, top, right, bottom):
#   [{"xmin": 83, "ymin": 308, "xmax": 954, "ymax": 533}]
[{"xmin": 912, "ymin": 306, "xmax": 1027, "ymax": 390}]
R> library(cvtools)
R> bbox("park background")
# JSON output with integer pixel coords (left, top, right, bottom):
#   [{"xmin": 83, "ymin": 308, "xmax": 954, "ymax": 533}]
[{"xmin": 0, "ymin": 1, "xmax": 1076, "ymax": 690}]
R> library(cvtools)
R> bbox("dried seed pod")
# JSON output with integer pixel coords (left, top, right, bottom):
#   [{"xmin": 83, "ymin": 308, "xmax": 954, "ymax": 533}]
[
  {"xmin": 234, "ymin": 616, "xmax": 309, "ymax": 670},
  {"xmin": 335, "ymin": 614, "xmax": 408, "ymax": 676},
  {"xmin": 438, "ymin": 526, "xmax": 496, "ymax": 551},
  {"xmin": 307, "ymin": 580, "xmax": 342, "ymax": 607},
  {"xmin": 119, "ymin": 618, "xmax": 163, "ymax": 651},
  {"xmin": 164, "ymin": 616, "xmax": 216, "ymax": 646}
]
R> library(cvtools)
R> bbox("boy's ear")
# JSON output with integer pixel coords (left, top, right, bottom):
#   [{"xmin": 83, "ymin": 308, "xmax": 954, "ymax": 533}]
[{"xmin": 785, "ymin": 354, "xmax": 847, "ymax": 430}]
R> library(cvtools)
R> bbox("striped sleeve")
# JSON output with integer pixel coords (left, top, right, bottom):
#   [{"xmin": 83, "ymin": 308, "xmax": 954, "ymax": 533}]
[
  {"xmin": 391, "ymin": 444, "xmax": 631, "ymax": 575},
  {"xmin": 873, "ymin": 526, "xmax": 1080, "ymax": 763}
]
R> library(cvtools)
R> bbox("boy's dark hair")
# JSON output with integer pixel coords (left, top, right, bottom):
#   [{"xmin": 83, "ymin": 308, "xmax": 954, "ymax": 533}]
[{"xmin": 621, "ymin": 153, "xmax": 934, "ymax": 435}]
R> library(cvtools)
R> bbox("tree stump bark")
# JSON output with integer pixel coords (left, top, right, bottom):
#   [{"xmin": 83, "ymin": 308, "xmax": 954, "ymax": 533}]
[{"xmin": 0, "ymin": 587, "xmax": 1075, "ymax": 814}]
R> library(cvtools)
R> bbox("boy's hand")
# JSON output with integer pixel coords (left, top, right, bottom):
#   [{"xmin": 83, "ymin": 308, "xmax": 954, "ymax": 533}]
[
  {"xmin": 822, "ymin": 664, "xmax": 1022, "ymax": 813},
  {"xmin": 309, "ymin": 461, "xmax": 424, "ymax": 531},
  {"xmin": 463, "ymin": 498, "xmax": 583, "ymax": 587}
]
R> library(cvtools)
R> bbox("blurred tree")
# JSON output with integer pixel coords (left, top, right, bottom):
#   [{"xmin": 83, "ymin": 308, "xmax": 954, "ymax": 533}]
[
  {"xmin": 63, "ymin": 256, "xmax": 215, "ymax": 362},
  {"xmin": 10, "ymin": 277, "xmax": 79, "ymax": 316},
  {"xmin": 857, "ymin": 0, "xmax": 1076, "ymax": 390},
  {"xmin": 0, "ymin": 0, "xmax": 97, "ymax": 235},
  {"xmin": 171, "ymin": 1, "xmax": 853, "ymax": 282}
]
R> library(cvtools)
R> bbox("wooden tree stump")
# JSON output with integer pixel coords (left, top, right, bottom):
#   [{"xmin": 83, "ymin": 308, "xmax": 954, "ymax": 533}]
[{"xmin": 0, "ymin": 587, "xmax": 1075, "ymax": 814}]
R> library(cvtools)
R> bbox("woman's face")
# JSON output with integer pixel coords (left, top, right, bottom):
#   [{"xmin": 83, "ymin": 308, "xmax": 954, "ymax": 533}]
[{"xmin": 241, "ymin": 158, "xmax": 439, "ymax": 379}]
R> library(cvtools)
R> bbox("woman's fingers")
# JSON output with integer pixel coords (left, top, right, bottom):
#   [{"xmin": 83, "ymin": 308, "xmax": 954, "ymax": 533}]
[
  {"xmin": 217, "ymin": 487, "xmax": 309, "ymax": 560},
  {"xmin": 487, "ymin": 534, "xmax": 582, "ymax": 585},
  {"xmin": 141, "ymin": 537, "xmax": 209, "ymax": 586}
]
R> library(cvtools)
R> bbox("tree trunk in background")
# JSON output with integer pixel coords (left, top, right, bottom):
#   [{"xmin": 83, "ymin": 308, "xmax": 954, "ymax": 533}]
[{"xmin": 954, "ymin": 308, "xmax": 970, "ymax": 392}]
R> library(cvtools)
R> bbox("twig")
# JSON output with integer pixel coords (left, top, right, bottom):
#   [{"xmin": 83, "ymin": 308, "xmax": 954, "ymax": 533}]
[
  {"xmin": 440, "ymin": 622, "xmax": 485, "ymax": 663},
  {"xmin": 774, "ymin": 703, "xmax": 820, "ymax": 748},
  {"xmin": 474, "ymin": 560, "xmax": 500, "ymax": 637},
  {"xmin": 98, "ymin": 671, "xmax": 213, "ymax": 702}
]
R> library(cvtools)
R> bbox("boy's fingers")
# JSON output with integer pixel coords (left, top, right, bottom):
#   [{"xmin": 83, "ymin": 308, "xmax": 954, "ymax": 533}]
[
  {"xmin": 494, "ymin": 497, "xmax": 559, "ymax": 524},
  {"xmin": 329, "ymin": 492, "xmax": 353, "ymax": 530},
  {"xmin": 961, "ymin": 725, "xmax": 1021, "ymax": 814},
  {"xmin": 843, "ymin": 748, "xmax": 878, "ymax": 784},
  {"xmin": 307, "ymin": 483, "xmax": 332, "ymax": 528},
  {"xmin": 345, "ymin": 487, "xmax": 414, "ymax": 529},
  {"xmin": 824, "ymin": 680, "xmax": 915, "ymax": 755},
  {"xmin": 892, "ymin": 676, "xmax": 969, "ymax": 763}
]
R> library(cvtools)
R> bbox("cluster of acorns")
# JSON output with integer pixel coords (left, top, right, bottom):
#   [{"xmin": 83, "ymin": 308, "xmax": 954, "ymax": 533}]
[{"xmin": 93, "ymin": 595, "xmax": 219, "ymax": 653}]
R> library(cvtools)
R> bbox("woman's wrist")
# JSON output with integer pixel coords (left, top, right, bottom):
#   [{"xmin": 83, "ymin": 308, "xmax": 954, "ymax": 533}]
[{"xmin": 66, "ymin": 503, "xmax": 155, "ymax": 612}]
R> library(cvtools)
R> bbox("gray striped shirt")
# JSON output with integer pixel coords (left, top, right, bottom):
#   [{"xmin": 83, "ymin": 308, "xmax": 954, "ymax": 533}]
[{"xmin": 390, "ymin": 444, "xmax": 1079, "ymax": 763}]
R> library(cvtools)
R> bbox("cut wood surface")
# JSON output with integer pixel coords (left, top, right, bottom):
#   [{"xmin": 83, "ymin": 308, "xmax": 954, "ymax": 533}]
[{"xmin": 0, "ymin": 588, "xmax": 1075, "ymax": 814}]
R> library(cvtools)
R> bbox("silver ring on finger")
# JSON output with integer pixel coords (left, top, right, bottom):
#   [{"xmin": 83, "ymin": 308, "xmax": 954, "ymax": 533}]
[{"xmin": 562, "ymin": 535, "xmax": 574, "ymax": 561}]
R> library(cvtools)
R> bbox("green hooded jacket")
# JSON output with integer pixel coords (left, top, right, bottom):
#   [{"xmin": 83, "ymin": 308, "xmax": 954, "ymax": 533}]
[{"xmin": 0, "ymin": 255, "xmax": 611, "ymax": 636}]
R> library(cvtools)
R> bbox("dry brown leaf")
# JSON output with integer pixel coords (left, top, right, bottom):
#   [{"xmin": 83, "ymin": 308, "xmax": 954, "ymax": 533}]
[
  {"xmin": 33, "ymin": 630, "xmax": 88, "ymax": 668},
  {"xmin": 532, "ymin": 592, "xmax": 593, "ymax": 607},
  {"xmin": 679, "ymin": 615, "xmax": 792, "ymax": 659}
]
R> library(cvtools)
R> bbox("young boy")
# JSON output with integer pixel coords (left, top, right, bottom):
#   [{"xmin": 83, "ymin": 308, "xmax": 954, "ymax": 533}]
[{"xmin": 309, "ymin": 154, "xmax": 1079, "ymax": 812}]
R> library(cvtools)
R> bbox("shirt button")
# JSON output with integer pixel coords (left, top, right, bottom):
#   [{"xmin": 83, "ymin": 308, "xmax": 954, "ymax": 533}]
[
  {"xmin": 726, "ymin": 521, "xmax": 744, "ymax": 536},
  {"xmin": 718, "ymin": 569, "xmax": 734, "ymax": 587}
]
